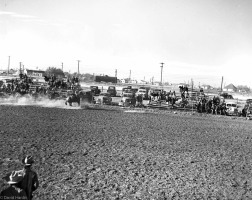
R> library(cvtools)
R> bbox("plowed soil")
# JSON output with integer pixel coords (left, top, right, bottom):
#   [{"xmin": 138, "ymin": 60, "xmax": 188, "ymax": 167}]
[{"xmin": 1, "ymin": 105, "xmax": 252, "ymax": 199}]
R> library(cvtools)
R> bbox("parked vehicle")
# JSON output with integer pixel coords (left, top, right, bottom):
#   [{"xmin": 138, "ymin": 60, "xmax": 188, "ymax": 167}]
[
  {"xmin": 136, "ymin": 88, "xmax": 148, "ymax": 99},
  {"xmin": 107, "ymin": 86, "xmax": 117, "ymax": 97},
  {"xmin": 119, "ymin": 92, "xmax": 136, "ymax": 107},
  {"xmin": 96, "ymin": 92, "xmax": 112, "ymax": 105},
  {"xmin": 150, "ymin": 89, "xmax": 162, "ymax": 95},
  {"xmin": 241, "ymin": 99, "xmax": 252, "ymax": 117},
  {"xmin": 225, "ymin": 102, "xmax": 238, "ymax": 116},
  {"xmin": 131, "ymin": 88, "xmax": 138, "ymax": 94},
  {"xmin": 220, "ymin": 93, "xmax": 234, "ymax": 99},
  {"xmin": 121, "ymin": 88, "xmax": 132, "ymax": 97},
  {"xmin": 246, "ymin": 99, "xmax": 252, "ymax": 104},
  {"xmin": 90, "ymin": 86, "xmax": 101, "ymax": 96}
]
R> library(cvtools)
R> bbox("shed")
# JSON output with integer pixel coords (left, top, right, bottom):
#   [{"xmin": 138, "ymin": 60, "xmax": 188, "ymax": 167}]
[{"xmin": 223, "ymin": 84, "xmax": 237, "ymax": 92}]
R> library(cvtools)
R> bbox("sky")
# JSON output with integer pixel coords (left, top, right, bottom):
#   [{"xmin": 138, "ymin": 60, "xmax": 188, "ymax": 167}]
[{"xmin": 0, "ymin": 0, "xmax": 252, "ymax": 87}]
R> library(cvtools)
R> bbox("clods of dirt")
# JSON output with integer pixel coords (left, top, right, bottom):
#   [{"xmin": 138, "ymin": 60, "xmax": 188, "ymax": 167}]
[{"xmin": 1, "ymin": 105, "xmax": 252, "ymax": 199}]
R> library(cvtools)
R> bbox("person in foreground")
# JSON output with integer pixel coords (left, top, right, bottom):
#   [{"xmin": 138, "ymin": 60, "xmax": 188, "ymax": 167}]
[
  {"xmin": 0, "ymin": 170, "xmax": 28, "ymax": 199},
  {"xmin": 20, "ymin": 155, "xmax": 39, "ymax": 200}
]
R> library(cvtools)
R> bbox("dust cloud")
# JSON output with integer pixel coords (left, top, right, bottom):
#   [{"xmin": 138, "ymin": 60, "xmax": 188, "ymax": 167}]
[{"xmin": 0, "ymin": 96, "xmax": 81, "ymax": 109}]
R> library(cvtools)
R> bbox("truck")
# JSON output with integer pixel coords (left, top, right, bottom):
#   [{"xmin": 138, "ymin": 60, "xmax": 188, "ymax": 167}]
[
  {"xmin": 107, "ymin": 86, "xmax": 117, "ymax": 97},
  {"xmin": 90, "ymin": 86, "xmax": 101, "ymax": 96}
]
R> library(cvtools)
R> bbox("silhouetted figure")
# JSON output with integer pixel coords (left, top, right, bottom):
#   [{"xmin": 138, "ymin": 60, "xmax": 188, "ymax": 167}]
[
  {"xmin": 19, "ymin": 156, "xmax": 39, "ymax": 200},
  {"xmin": 1, "ymin": 171, "xmax": 27, "ymax": 199}
]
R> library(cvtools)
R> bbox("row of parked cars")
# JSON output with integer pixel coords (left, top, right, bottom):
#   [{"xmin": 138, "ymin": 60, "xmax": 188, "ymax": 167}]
[
  {"xmin": 89, "ymin": 85, "xmax": 150, "ymax": 106},
  {"xmin": 220, "ymin": 99, "xmax": 252, "ymax": 117},
  {"xmin": 88, "ymin": 85, "xmax": 252, "ymax": 118}
]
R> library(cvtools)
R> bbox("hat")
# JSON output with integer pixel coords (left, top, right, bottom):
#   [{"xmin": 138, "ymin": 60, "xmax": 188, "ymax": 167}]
[
  {"xmin": 22, "ymin": 155, "xmax": 34, "ymax": 166},
  {"xmin": 3, "ymin": 171, "xmax": 24, "ymax": 184}
]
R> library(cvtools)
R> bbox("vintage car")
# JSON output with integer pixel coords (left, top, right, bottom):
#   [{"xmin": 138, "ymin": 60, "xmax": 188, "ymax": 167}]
[
  {"xmin": 246, "ymin": 99, "xmax": 252, "ymax": 104},
  {"xmin": 90, "ymin": 86, "xmax": 101, "ymax": 96},
  {"xmin": 241, "ymin": 99, "xmax": 252, "ymax": 117},
  {"xmin": 135, "ymin": 88, "xmax": 148, "ymax": 99},
  {"xmin": 96, "ymin": 92, "xmax": 112, "ymax": 105},
  {"xmin": 121, "ymin": 88, "xmax": 131, "ymax": 97},
  {"xmin": 225, "ymin": 102, "xmax": 238, "ymax": 116},
  {"xmin": 119, "ymin": 92, "xmax": 136, "ymax": 107},
  {"xmin": 150, "ymin": 89, "xmax": 162, "ymax": 96},
  {"xmin": 107, "ymin": 86, "xmax": 117, "ymax": 97},
  {"xmin": 219, "ymin": 93, "xmax": 234, "ymax": 99}
]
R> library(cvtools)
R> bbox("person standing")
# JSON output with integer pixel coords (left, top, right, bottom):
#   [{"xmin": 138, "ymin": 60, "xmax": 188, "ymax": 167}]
[
  {"xmin": 20, "ymin": 156, "xmax": 39, "ymax": 200},
  {"xmin": 136, "ymin": 94, "xmax": 143, "ymax": 107},
  {"xmin": 1, "ymin": 171, "xmax": 27, "ymax": 199}
]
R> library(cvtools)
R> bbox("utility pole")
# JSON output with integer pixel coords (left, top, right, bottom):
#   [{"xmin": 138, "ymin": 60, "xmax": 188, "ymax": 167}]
[
  {"xmin": 129, "ymin": 70, "xmax": 131, "ymax": 81},
  {"xmin": 19, "ymin": 62, "xmax": 22, "ymax": 75},
  {"xmin": 221, "ymin": 76, "xmax": 223, "ymax": 93},
  {"xmin": 8, "ymin": 56, "xmax": 10, "ymax": 75},
  {"xmin": 191, "ymin": 78, "xmax": 194, "ymax": 112},
  {"xmin": 160, "ymin": 62, "xmax": 164, "ymax": 84},
  {"xmin": 115, "ymin": 69, "xmax": 117, "ymax": 84},
  {"xmin": 77, "ymin": 60, "xmax": 80, "ymax": 75}
]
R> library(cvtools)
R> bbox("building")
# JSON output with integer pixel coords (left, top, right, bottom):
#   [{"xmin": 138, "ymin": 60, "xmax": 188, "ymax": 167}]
[
  {"xmin": 130, "ymin": 80, "xmax": 138, "ymax": 84},
  {"xmin": 24, "ymin": 69, "xmax": 45, "ymax": 77},
  {"xmin": 0, "ymin": 70, "xmax": 7, "ymax": 75},
  {"xmin": 172, "ymin": 83, "xmax": 190, "ymax": 88},
  {"xmin": 201, "ymin": 84, "xmax": 213, "ymax": 90},
  {"xmin": 120, "ymin": 79, "xmax": 126, "ymax": 84},
  {"xmin": 0, "ymin": 69, "xmax": 17, "ymax": 75},
  {"xmin": 139, "ymin": 80, "xmax": 148, "ymax": 84},
  {"xmin": 223, "ymin": 83, "xmax": 237, "ymax": 92}
]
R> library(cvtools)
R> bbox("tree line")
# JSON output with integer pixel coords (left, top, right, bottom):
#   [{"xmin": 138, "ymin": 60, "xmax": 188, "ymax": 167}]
[{"xmin": 45, "ymin": 67, "xmax": 95, "ymax": 82}]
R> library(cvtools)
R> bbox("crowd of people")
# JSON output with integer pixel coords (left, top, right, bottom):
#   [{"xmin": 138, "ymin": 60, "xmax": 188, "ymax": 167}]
[
  {"xmin": 0, "ymin": 74, "xmax": 81, "ymax": 97},
  {"xmin": 0, "ymin": 156, "xmax": 39, "ymax": 200},
  {"xmin": 0, "ymin": 74, "xmax": 32, "ymax": 95},
  {"xmin": 44, "ymin": 75, "xmax": 79, "ymax": 91}
]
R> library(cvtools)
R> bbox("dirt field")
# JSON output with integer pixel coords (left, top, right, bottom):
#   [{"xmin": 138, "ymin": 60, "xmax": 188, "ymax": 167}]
[{"xmin": 1, "ymin": 104, "xmax": 252, "ymax": 199}]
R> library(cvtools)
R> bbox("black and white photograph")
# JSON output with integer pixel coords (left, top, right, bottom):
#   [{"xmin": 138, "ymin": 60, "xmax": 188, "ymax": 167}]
[{"xmin": 1, "ymin": 0, "xmax": 252, "ymax": 199}]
